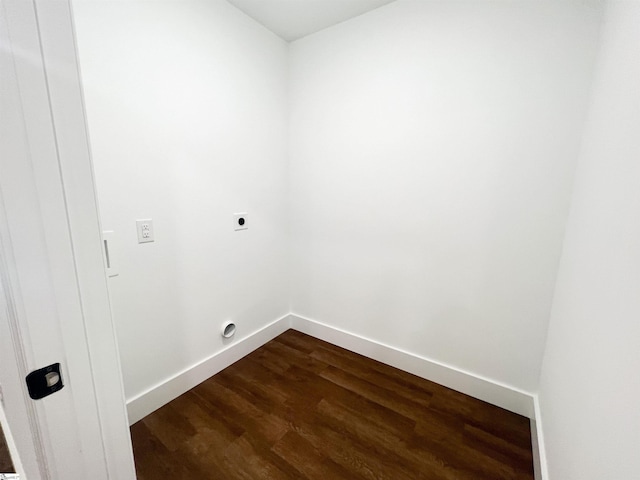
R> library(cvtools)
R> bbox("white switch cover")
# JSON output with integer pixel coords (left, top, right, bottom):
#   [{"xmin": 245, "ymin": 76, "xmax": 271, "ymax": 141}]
[
  {"xmin": 136, "ymin": 219, "xmax": 154, "ymax": 243},
  {"xmin": 233, "ymin": 212, "xmax": 248, "ymax": 231}
]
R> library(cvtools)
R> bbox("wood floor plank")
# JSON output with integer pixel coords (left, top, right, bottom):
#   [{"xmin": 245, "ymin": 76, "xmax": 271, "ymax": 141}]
[
  {"xmin": 222, "ymin": 434, "xmax": 293, "ymax": 480},
  {"xmin": 131, "ymin": 329, "xmax": 534, "ymax": 479},
  {"xmin": 193, "ymin": 381, "xmax": 290, "ymax": 445},
  {"xmin": 309, "ymin": 345, "xmax": 436, "ymax": 409},
  {"xmin": 0, "ymin": 424, "xmax": 15, "ymax": 474},
  {"xmin": 290, "ymin": 416, "xmax": 425, "ymax": 480},
  {"xmin": 319, "ymin": 364, "xmax": 434, "ymax": 423},
  {"xmin": 271, "ymin": 430, "xmax": 355, "ymax": 480}
]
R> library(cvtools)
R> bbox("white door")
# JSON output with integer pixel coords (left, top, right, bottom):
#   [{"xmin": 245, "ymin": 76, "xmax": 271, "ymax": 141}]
[{"xmin": 0, "ymin": 0, "xmax": 135, "ymax": 478}]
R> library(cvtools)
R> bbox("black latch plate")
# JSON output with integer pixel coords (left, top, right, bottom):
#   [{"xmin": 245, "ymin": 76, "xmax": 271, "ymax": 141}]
[{"xmin": 26, "ymin": 363, "xmax": 63, "ymax": 400}]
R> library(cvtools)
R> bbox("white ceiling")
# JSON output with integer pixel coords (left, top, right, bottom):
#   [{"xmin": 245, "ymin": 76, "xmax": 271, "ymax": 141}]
[{"xmin": 227, "ymin": 0, "xmax": 397, "ymax": 42}]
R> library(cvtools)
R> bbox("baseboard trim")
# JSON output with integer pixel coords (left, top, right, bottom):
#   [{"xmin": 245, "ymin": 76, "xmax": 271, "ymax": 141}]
[
  {"xmin": 290, "ymin": 313, "xmax": 535, "ymax": 419},
  {"xmin": 126, "ymin": 314, "xmax": 292, "ymax": 425},
  {"xmin": 125, "ymin": 312, "xmax": 543, "ymax": 473},
  {"xmin": 531, "ymin": 394, "xmax": 549, "ymax": 480}
]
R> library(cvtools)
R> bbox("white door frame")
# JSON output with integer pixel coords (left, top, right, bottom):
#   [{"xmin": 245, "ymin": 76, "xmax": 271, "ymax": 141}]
[{"xmin": 0, "ymin": 0, "xmax": 135, "ymax": 478}]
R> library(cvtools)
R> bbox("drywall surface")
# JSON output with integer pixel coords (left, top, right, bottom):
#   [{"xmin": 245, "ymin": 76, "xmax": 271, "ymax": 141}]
[
  {"xmin": 72, "ymin": 0, "xmax": 289, "ymax": 401},
  {"xmin": 288, "ymin": 0, "xmax": 602, "ymax": 392},
  {"xmin": 538, "ymin": 2, "xmax": 640, "ymax": 478}
]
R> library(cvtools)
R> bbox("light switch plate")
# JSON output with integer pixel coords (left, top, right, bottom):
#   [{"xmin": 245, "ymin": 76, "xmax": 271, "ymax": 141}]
[{"xmin": 136, "ymin": 219, "xmax": 154, "ymax": 243}]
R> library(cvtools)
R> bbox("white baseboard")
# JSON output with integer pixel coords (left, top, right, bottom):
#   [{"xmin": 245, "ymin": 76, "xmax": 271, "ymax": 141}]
[
  {"xmin": 290, "ymin": 313, "xmax": 535, "ymax": 419},
  {"xmin": 531, "ymin": 395, "xmax": 549, "ymax": 480},
  {"xmin": 126, "ymin": 311, "xmax": 544, "ymax": 477},
  {"xmin": 126, "ymin": 314, "xmax": 292, "ymax": 424}
]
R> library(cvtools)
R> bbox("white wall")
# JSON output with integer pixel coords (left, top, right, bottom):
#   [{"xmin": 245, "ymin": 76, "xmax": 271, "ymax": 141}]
[
  {"xmin": 288, "ymin": 0, "xmax": 602, "ymax": 392},
  {"xmin": 538, "ymin": 2, "xmax": 640, "ymax": 478},
  {"xmin": 72, "ymin": 0, "xmax": 290, "ymax": 402},
  {"xmin": 70, "ymin": 0, "xmax": 639, "ymax": 474}
]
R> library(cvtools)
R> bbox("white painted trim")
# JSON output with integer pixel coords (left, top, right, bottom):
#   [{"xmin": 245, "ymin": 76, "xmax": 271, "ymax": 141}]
[
  {"xmin": 1, "ymin": 1, "xmax": 135, "ymax": 478},
  {"xmin": 290, "ymin": 313, "xmax": 535, "ymax": 418},
  {"xmin": 126, "ymin": 314, "xmax": 292, "ymax": 424},
  {"xmin": 33, "ymin": 1, "xmax": 136, "ymax": 477},
  {"xmin": 531, "ymin": 394, "xmax": 549, "ymax": 480}
]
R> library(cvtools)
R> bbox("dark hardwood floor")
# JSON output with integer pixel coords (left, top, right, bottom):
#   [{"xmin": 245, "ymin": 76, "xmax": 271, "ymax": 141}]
[
  {"xmin": 131, "ymin": 329, "xmax": 534, "ymax": 479},
  {"xmin": 0, "ymin": 423, "xmax": 15, "ymax": 473}
]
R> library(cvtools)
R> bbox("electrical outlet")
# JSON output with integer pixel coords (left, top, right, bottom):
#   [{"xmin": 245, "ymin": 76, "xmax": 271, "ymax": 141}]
[
  {"xmin": 233, "ymin": 212, "xmax": 248, "ymax": 231},
  {"xmin": 136, "ymin": 219, "xmax": 154, "ymax": 243}
]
